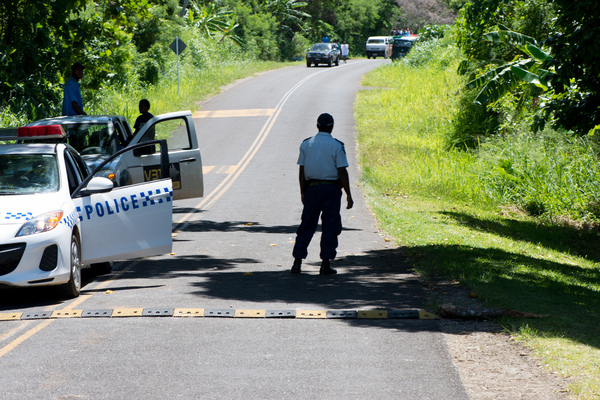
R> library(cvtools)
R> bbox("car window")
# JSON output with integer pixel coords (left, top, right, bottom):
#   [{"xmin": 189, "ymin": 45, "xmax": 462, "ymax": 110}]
[
  {"xmin": 311, "ymin": 44, "xmax": 331, "ymax": 51},
  {"xmin": 396, "ymin": 40, "xmax": 413, "ymax": 48},
  {"xmin": 136, "ymin": 116, "xmax": 192, "ymax": 154},
  {"xmin": 63, "ymin": 123, "xmax": 119, "ymax": 156},
  {"xmin": 67, "ymin": 147, "xmax": 90, "ymax": 177},
  {"xmin": 117, "ymin": 117, "xmax": 133, "ymax": 138},
  {"xmin": 64, "ymin": 150, "xmax": 86, "ymax": 194},
  {"xmin": 114, "ymin": 121, "xmax": 130, "ymax": 149},
  {"xmin": 0, "ymin": 154, "xmax": 59, "ymax": 194},
  {"xmin": 368, "ymin": 39, "xmax": 384, "ymax": 44},
  {"xmin": 73, "ymin": 140, "xmax": 171, "ymax": 196}
]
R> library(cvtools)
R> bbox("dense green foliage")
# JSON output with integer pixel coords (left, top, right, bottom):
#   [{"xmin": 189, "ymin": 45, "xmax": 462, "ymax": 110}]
[
  {"xmin": 545, "ymin": 0, "xmax": 600, "ymax": 134},
  {"xmin": 453, "ymin": 0, "xmax": 600, "ymax": 142},
  {"xmin": 357, "ymin": 40, "xmax": 600, "ymax": 397},
  {"xmin": 0, "ymin": 0, "xmax": 87, "ymax": 118},
  {"xmin": 2, "ymin": 0, "xmax": 456, "ymax": 124}
]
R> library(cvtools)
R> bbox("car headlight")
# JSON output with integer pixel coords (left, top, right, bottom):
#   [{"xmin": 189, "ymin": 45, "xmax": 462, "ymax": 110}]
[{"xmin": 16, "ymin": 211, "xmax": 63, "ymax": 237}]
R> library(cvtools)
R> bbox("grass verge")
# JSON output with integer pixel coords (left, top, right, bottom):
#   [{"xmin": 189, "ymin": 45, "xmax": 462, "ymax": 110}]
[
  {"xmin": 355, "ymin": 59, "xmax": 600, "ymax": 398},
  {"xmin": 89, "ymin": 60, "xmax": 289, "ymax": 124}
]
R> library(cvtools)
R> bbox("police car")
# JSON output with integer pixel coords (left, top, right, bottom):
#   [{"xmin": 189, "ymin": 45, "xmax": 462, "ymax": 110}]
[
  {"xmin": 25, "ymin": 111, "xmax": 204, "ymax": 200},
  {"xmin": 0, "ymin": 125, "xmax": 174, "ymax": 297}
]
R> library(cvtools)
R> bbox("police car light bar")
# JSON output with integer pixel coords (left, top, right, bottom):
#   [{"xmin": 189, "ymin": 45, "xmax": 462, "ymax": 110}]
[{"xmin": 0, "ymin": 125, "xmax": 66, "ymax": 140}]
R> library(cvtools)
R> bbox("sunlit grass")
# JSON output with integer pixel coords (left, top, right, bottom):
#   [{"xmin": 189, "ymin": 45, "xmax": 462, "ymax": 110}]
[
  {"xmin": 356, "ymin": 51, "xmax": 600, "ymax": 398},
  {"xmin": 88, "ymin": 60, "xmax": 287, "ymax": 125}
]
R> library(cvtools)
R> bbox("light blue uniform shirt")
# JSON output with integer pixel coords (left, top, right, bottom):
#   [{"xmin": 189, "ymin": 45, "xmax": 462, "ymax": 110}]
[
  {"xmin": 297, "ymin": 132, "xmax": 349, "ymax": 181},
  {"xmin": 62, "ymin": 77, "xmax": 83, "ymax": 116}
]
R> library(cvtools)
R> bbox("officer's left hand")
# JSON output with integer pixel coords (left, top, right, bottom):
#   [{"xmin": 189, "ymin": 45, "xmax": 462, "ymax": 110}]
[{"xmin": 346, "ymin": 196, "xmax": 354, "ymax": 209}]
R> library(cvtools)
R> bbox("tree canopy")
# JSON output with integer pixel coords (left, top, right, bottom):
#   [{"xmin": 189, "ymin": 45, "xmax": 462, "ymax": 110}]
[
  {"xmin": 455, "ymin": 0, "xmax": 600, "ymax": 137},
  {"xmin": 1, "ymin": 0, "xmax": 457, "ymax": 122}
]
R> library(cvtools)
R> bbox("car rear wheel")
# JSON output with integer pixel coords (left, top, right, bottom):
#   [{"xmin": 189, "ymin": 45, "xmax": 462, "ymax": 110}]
[{"xmin": 59, "ymin": 233, "xmax": 81, "ymax": 298}]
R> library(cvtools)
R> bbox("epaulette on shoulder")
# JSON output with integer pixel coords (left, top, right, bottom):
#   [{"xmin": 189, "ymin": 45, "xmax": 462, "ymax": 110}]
[
  {"xmin": 302, "ymin": 137, "xmax": 312, "ymax": 142},
  {"xmin": 334, "ymin": 138, "xmax": 345, "ymax": 146}
]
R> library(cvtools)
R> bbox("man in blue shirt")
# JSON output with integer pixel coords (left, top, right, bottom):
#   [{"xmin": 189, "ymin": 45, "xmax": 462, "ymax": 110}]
[
  {"xmin": 62, "ymin": 62, "xmax": 86, "ymax": 116},
  {"xmin": 291, "ymin": 113, "xmax": 354, "ymax": 275}
]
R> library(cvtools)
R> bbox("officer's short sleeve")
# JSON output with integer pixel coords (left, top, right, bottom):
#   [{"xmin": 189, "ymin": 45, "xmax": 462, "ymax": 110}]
[
  {"xmin": 297, "ymin": 143, "xmax": 306, "ymax": 166},
  {"xmin": 334, "ymin": 144, "xmax": 349, "ymax": 168}
]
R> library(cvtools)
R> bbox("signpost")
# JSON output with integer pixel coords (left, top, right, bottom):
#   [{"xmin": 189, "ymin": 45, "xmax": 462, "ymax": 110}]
[{"xmin": 169, "ymin": 37, "xmax": 187, "ymax": 95}]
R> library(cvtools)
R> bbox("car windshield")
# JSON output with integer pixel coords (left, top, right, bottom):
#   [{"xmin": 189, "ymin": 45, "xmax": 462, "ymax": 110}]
[
  {"xmin": 0, "ymin": 154, "xmax": 59, "ymax": 194},
  {"xmin": 395, "ymin": 41, "xmax": 413, "ymax": 48},
  {"xmin": 311, "ymin": 43, "xmax": 331, "ymax": 51},
  {"xmin": 368, "ymin": 39, "xmax": 384, "ymax": 44},
  {"xmin": 62, "ymin": 123, "xmax": 118, "ymax": 156}
]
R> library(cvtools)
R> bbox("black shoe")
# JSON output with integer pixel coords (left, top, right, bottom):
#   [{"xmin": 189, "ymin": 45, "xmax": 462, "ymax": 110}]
[
  {"xmin": 291, "ymin": 259, "xmax": 302, "ymax": 274},
  {"xmin": 319, "ymin": 259, "xmax": 337, "ymax": 275}
]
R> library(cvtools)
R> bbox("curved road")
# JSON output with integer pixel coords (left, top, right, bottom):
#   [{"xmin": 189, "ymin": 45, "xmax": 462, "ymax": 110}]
[{"xmin": 0, "ymin": 60, "xmax": 468, "ymax": 399}]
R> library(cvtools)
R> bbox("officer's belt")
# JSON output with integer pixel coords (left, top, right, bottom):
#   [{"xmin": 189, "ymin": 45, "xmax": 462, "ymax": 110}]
[{"xmin": 307, "ymin": 179, "xmax": 339, "ymax": 186}]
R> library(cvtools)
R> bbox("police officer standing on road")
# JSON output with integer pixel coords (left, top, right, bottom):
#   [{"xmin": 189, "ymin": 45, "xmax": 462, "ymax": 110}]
[{"xmin": 291, "ymin": 113, "xmax": 354, "ymax": 275}]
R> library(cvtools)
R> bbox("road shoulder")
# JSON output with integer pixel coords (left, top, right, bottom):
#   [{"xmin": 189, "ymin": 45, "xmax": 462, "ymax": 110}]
[{"xmin": 430, "ymin": 281, "xmax": 570, "ymax": 399}]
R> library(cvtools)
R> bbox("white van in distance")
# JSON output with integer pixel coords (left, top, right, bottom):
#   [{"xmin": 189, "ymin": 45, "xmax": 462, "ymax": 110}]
[{"xmin": 365, "ymin": 36, "xmax": 393, "ymax": 59}]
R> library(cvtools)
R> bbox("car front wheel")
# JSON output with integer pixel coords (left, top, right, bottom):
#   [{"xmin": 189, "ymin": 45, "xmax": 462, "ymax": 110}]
[{"xmin": 60, "ymin": 233, "xmax": 81, "ymax": 298}]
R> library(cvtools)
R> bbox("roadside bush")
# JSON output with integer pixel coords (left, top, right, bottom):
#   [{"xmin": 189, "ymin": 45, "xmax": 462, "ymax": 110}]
[
  {"xmin": 419, "ymin": 24, "xmax": 451, "ymax": 41},
  {"xmin": 137, "ymin": 57, "xmax": 161, "ymax": 86},
  {"xmin": 290, "ymin": 32, "xmax": 312, "ymax": 60},
  {"xmin": 244, "ymin": 13, "xmax": 280, "ymax": 61},
  {"xmin": 474, "ymin": 127, "xmax": 600, "ymax": 222},
  {"xmin": 449, "ymin": 87, "xmax": 500, "ymax": 149},
  {"xmin": 402, "ymin": 33, "xmax": 460, "ymax": 69}
]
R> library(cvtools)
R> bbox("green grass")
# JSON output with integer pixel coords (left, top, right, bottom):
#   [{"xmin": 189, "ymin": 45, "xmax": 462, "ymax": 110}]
[
  {"xmin": 355, "ymin": 52, "xmax": 600, "ymax": 398},
  {"xmin": 88, "ymin": 60, "xmax": 288, "ymax": 123}
]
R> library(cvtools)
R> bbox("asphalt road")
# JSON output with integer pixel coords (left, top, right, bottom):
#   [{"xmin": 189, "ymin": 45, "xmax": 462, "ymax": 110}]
[{"xmin": 0, "ymin": 60, "xmax": 468, "ymax": 399}]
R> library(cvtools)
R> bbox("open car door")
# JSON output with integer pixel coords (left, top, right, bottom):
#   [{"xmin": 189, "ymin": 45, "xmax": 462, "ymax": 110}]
[
  {"xmin": 126, "ymin": 111, "xmax": 204, "ymax": 200},
  {"xmin": 72, "ymin": 141, "xmax": 173, "ymax": 265}
]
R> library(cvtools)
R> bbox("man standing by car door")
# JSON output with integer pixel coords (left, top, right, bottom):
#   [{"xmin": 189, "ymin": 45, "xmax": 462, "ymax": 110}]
[
  {"xmin": 291, "ymin": 113, "xmax": 354, "ymax": 275},
  {"xmin": 62, "ymin": 62, "xmax": 86, "ymax": 116}
]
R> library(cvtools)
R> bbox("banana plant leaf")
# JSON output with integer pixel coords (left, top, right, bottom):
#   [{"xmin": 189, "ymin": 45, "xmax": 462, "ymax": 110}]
[
  {"xmin": 484, "ymin": 24, "xmax": 537, "ymax": 47},
  {"xmin": 511, "ymin": 65, "xmax": 547, "ymax": 89}
]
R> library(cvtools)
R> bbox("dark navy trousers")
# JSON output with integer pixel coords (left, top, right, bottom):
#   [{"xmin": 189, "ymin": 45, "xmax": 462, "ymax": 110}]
[{"xmin": 293, "ymin": 183, "xmax": 342, "ymax": 260}]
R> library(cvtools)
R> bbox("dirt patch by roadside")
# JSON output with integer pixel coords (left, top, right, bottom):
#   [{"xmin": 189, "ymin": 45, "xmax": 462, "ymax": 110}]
[{"xmin": 427, "ymin": 280, "xmax": 571, "ymax": 399}]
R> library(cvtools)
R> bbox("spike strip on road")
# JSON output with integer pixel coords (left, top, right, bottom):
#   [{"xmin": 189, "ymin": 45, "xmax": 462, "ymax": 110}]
[{"xmin": 0, "ymin": 308, "xmax": 437, "ymax": 322}]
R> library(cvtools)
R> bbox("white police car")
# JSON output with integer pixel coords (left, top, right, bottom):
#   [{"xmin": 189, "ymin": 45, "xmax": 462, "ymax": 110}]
[
  {"xmin": 0, "ymin": 125, "xmax": 173, "ymax": 297},
  {"xmin": 25, "ymin": 111, "xmax": 204, "ymax": 200}
]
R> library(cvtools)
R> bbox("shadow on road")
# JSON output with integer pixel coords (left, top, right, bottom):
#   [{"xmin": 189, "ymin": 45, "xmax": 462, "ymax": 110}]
[{"xmin": 0, "ymin": 246, "xmax": 435, "ymax": 333}]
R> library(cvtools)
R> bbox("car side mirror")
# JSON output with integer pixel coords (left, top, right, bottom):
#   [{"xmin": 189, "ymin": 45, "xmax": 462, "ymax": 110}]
[{"xmin": 80, "ymin": 177, "xmax": 114, "ymax": 196}]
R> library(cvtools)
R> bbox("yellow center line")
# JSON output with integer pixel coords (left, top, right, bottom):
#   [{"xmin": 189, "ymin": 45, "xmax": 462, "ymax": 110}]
[
  {"xmin": 173, "ymin": 107, "xmax": 282, "ymax": 230},
  {"xmin": 1, "ymin": 69, "xmax": 328, "ymax": 359},
  {"xmin": 0, "ymin": 319, "xmax": 53, "ymax": 358},
  {"xmin": 0, "ymin": 321, "xmax": 31, "ymax": 342},
  {"xmin": 64, "ymin": 294, "xmax": 93, "ymax": 310},
  {"xmin": 193, "ymin": 109, "xmax": 275, "ymax": 118}
]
